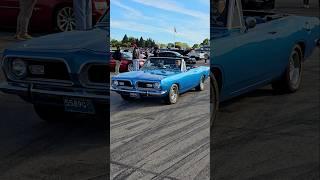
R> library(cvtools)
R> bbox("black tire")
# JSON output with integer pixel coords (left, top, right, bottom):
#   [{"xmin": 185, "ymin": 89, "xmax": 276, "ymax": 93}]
[
  {"xmin": 210, "ymin": 74, "xmax": 219, "ymax": 130},
  {"xmin": 195, "ymin": 76, "xmax": 205, "ymax": 91},
  {"xmin": 54, "ymin": 6, "xmax": 75, "ymax": 32},
  {"xmin": 34, "ymin": 104, "xmax": 68, "ymax": 122},
  {"xmin": 272, "ymin": 45, "xmax": 303, "ymax": 93},
  {"xmin": 164, "ymin": 84, "xmax": 179, "ymax": 104}
]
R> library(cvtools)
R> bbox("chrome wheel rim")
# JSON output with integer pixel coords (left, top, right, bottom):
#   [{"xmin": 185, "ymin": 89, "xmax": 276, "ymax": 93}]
[
  {"xmin": 200, "ymin": 77, "xmax": 205, "ymax": 90},
  {"xmin": 170, "ymin": 85, "xmax": 178, "ymax": 103},
  {"xmin": 289, "ymin": 52, "xmax": 300, "ymax": 86},
  {"xmin": 57, "ymin": 7, "xmax": 75, "ymax": 31}
]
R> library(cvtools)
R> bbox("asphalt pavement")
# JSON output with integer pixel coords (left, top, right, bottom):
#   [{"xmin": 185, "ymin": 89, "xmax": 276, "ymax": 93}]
[{"xmin": 110, "ymin": 61, "xmax": 210, "ymax": 180}]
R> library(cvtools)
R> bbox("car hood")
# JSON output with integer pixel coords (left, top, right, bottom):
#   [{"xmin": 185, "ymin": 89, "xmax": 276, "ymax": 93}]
[
  {"xmin": 211, "ymin": 28, "xmax": 230, "ymax": 39},
  {"xmin": 114, "ymin": 70, "xmax": 180, "ymax": 81},
  {"xmin": 8, "ymin": 28, "xmax": 107, "ymax": 53}
]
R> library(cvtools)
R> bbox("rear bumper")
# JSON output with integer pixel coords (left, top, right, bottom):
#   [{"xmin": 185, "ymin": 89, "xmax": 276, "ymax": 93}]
[
  {"xmin": 111, "ymin": 87, "xmax": 167, "ymax": 97},
  {"xmin": 0, "ymin": 82, "xmax": 109, "ymax": 105}
]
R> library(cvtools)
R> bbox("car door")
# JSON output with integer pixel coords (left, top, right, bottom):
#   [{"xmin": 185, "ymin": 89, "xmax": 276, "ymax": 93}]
[
  {"xmin": 214, "ymin": 0, "xmax": 278, "ymax": 97},
  {"xmin": 0, "ymin": 0, "xmax": 19, "ymax": 28}
]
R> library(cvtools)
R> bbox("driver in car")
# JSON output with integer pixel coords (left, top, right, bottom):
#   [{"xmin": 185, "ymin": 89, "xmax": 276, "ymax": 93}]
[
  {"xmin": 174, "ymin": 60, "xmax": 181, "ymax": 69},
  {"xmin": 213, "ymin": 0, "xmax": 227, "ymax": 27}
]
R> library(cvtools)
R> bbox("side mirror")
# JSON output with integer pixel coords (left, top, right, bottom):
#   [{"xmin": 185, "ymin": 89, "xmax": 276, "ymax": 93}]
[{"xmin": 245, "ymin": 17, "xmax": 257, "ymax": 29}]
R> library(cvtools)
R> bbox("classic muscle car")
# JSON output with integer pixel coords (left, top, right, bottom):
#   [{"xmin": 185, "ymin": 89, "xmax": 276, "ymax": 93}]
[
  {"xmin": 211, "ymin": 0, "xmax": 320, "ymax": 125},
  {"xmin": 0, "ymin": 11, "xmax": 109, "ymax": 122},
  {"xmin": 111, "ymin": 57, "xmax": 210, "ymax": 104},
  {"xmin": 0, "ymin": 0, "xmax": 108, "ymax": 32}
]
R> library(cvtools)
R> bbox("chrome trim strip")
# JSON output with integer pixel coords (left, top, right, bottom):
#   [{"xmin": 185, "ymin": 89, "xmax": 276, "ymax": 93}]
[{"xmin": 111, "ymin": 87, "xmax": 167, "ymax": 96}]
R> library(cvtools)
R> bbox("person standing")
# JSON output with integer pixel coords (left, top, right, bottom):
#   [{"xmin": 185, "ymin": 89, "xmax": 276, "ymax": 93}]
[
  {"xmin": 15, "ymin": 0, "xmax": 38, "ymax": 40},
  {"xmin": 132, "ymin": 44, "xmax": 140, "ymax": 71},
  {"xmin": 303, "ymin": 0, "xmax": 310, "ymax": 8},
  {"xmin": 73, "ymin": 0, "xmax": 92, "ymax": 30},
  {"xmin": 153, "ymin": 46, "xmax": 160, "ymax": 57},
  {"xmin": 113, "ymin": 46, "xmax": 122, "ymax": 75}
]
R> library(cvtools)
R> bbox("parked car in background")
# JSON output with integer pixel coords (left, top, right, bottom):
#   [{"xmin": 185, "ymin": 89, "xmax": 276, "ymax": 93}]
[
  {"xmin": 0, "ymin": 12, "xmax": 109, "ymax": 122},
  {"xmin": 109, "ymin": 52, "xmax": 145, "ymax": 72},
  {"xmin": 242, "ymin": 0, "xmax": 275, "ymax": 10},
  {"xmin": 158, "ymin": 51, "xmax": 196, "ymax": 64},
  {"xmin": 187, "ymin": 49, "xmax": 209, "ymax": 61},
  {"xmin": 0, "ymin": 0, "xmax": 107, "ymax": 32},
  {"xmin": 210, "ymin": 0, "xmax": 320, "ymax": 126},
  {"xmin": 111, "ymin": 57, "xmax": 210, "ymax": 104}
]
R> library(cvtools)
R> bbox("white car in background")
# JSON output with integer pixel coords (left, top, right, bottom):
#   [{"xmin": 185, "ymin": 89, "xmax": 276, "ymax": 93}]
[{"xmin": 188, "ymin": 49, "xmax": 209, "ymax": 60}]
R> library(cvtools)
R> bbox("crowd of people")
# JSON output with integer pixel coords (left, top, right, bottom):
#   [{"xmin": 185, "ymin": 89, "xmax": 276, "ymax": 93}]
[
  {"xmin": 15, "ymin": 0, "xmax": 94, "ymax": 40},
  {"xmin": 112, "ymin": 44, "xmax": 162, "ymax": 74}
]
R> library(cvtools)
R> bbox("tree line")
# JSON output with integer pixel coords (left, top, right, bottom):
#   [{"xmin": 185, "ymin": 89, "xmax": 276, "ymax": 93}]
[{"xmin": 111, "ymin": 34, "xmax": 209, "ymax": 50}]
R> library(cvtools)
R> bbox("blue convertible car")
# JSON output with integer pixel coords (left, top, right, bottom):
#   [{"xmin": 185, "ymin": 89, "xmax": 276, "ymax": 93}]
[
  {"xmin": 0, "ymin": 12, "xmax": 109, "ymax": 122},
  {"xmin": 111, "ymin": 57, "xmax": 210, "ymax": 104},
  {"xmin": 210, "ymin": 0, "xmax": 320, "ymax": 124}
]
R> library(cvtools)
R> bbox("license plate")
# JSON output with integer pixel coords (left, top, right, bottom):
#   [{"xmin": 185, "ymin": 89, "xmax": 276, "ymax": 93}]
[
  {"xmin": 130, "ymin": 93, "xmax": 139, "ymax": 98},
  {"xmin": 63, "ymin": 97, "xmax": 95, "ymax": 114}
]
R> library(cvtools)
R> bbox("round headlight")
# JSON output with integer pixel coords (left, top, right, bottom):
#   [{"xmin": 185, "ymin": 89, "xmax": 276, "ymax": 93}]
[
  {"xmin": 11, "ymin": 59, "xmax": 27, "ymax": 78},
  {"xmin": 113, "ymin": 80, "xmax": 119, "ymax": 86},
  {"xmin": 154, "ymin": 82, "xmax": 160, "ymax": 89}
]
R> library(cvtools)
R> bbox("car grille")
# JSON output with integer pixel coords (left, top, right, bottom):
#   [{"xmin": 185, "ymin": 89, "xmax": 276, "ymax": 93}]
[
  {"xmin": 26, "ymin": 60, "xmax": 70, "ymax": 81},
  {"xmin": 137, "ymin": 82, "xmax": 154, "ymax": 89},
  {"xmin": 88, "ymin": 64, "xmax": 108, "ymax": 84},
  {"xmin": 5, "ymin": 57, "xmax": 72, "ymax": 85},
  {"xmin": 80, "ymin": 63, "xmax": 109, "ymax": 89},
  {"xmin": 117, "ymin": 80, "xmax": 133, "ymax": 89}
]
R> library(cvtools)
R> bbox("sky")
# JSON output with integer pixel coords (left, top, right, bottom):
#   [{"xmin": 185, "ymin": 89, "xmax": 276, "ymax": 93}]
[{"xmin": 110, "ymin": 0, "xmax": 209, "ymax": 46}]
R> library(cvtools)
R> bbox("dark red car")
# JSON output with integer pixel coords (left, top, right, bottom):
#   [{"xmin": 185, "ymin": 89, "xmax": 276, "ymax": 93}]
[
  {"xmin": 110, "ymin": 52, "xmax": 145, "ymax": 72},
  {"xmin": 0, "ymin": 0, "xmax": 107, "ymax": 32}
]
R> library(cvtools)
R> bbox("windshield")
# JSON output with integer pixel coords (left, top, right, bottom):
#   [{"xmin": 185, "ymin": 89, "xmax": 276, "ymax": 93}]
[
  {"xmin": 141, "ymin": 58, "xmax": 182, "ymax": 71},
  {"xmin": 212, "ymin": 0, "xmax": 229, "ymax": 27}
]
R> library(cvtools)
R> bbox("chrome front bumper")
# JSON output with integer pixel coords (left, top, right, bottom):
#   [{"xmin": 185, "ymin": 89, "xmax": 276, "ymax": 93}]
[
  {"xmin": 111, "ymin": 87, "xmax": 167, "ymax": 97},
  {"xmin": 0, "ymin": 82, "xmax": 109, "ymax": 103}
]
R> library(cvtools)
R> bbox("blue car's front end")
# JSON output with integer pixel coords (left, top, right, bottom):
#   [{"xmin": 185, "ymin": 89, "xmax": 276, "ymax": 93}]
[
  {"xmin": 111, "ymin": 70, "xmax": 174, "ymax": 98},
  {"xmin": 0, "ymin": 19, "xmax": 109, "ymax": 117}
]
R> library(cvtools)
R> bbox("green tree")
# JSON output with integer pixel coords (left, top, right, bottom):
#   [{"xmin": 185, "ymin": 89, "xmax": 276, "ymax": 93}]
[
  {"xmin": 122, "ymin": 34, "xmax": 128, "ymax": 44},
  {"xmin": 192, "ymin": 44, "xmax": 200, "ymax": 49}
]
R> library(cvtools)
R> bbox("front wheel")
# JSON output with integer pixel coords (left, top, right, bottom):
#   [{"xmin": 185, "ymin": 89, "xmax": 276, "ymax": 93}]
[
  {"xmin": 195, "ymin": 76, "xmax": 205, "ymax": 91},
  {"xmin": 272, "ymin": 45, "xmax": 302, "ymax": 93},
  {"xmin": 164, "ymin": 84, "xmax": 179, "ymax": 104}
]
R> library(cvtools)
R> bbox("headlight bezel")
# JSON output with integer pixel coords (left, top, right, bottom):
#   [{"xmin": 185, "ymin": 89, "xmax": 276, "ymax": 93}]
[
  {"xmin": 154, "ymin": 82, "xmax": 161, "ymax": 89},
  {"xmin": 10, "ymin": 58, "xmax": 28, "ymax": 79}
]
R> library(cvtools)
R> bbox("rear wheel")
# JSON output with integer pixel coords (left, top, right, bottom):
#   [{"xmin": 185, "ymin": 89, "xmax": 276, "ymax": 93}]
[
  {"xmin": 210, "ymin": 74, "xmax": 219, "ymax": 129},
  {"xmin": 272, "ymin": 45, "xmax": 302, "ymax": 93},
  {"xmin": 164, "ymin": 84, "xmax": 179, "ymax": 104}
]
